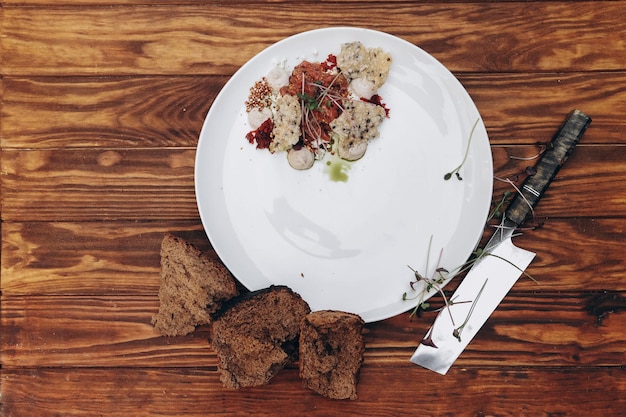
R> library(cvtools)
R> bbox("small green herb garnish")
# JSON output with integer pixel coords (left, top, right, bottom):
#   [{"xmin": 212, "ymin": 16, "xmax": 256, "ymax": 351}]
[
  {"xmin": 297, "ymin": 93, "xmax": 319, "ymax": 111},
  {"xmin": 444, "ymin": 118, "xmax": 480, "ymax": 181},
  {"xmin": 481, "ymin": 250, "xmax": 539, "ymax": 284},
  {"xmin": 406, "ymin": 265, "xmax": 455, "ymax": 323}
]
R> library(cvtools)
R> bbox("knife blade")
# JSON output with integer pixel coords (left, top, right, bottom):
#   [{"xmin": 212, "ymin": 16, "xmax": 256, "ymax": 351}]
[{"xmin": 410, "ymin": 109, "xmax": 592, "ymax": 374}]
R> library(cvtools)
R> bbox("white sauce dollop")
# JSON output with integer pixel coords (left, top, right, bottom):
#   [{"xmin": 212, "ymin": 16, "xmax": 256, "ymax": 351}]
[
  {"xmin": 247, "ymin": 107, "xmax": 273, "ymax": 129},
  {"xmin": 266, "ymin": 66, "xmax": 290, "ymax": 90},
  {"xmin": 349, "ymin": 77, "xmax": 376, "ymax": 99},
  {"xmin": 287, "ymin": 147, "xmax": 315, "ymax": 170}
]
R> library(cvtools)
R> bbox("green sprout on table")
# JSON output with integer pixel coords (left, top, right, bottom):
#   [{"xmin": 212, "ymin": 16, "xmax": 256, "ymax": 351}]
[
  {"xmin": 444, "ymin": 118, "xmax": 480, "ymax": 181},
  {"xmin": 403, "ymin": 225, "xmax": 538, "ymax": 348},
  {"xmin": 402, "ymin": 236, "xmax": 475, "ymax": 324},
  {"xmin": 405, "ymin": 265, "xmax": 456, "ymax": 323},
  {"xmin": 411, "ymin": 146, "xmax": 546, "ymax": 347},
  {"xmin": 453, "ymin": 278, "xmax": 488, "ymax": 342}
]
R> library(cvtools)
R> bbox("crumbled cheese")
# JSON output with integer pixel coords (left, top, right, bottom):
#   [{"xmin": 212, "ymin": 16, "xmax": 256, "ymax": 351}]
[
  {"xmin": 270, "ymin": 94, "xmax": 302, "ymax": 152},
  {"xmin": 331, "ymin": 100, "xmax": 386, "ymax": 142},
  {"xmin": 336, "ymin": 42, "xmax": 392, "ymax": 90},
  {"xmin": 330, "ymin": 100, "xmax": 386, "ymax": 161}
]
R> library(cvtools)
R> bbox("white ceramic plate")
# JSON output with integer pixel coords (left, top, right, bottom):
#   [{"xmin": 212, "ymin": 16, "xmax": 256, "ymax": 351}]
[{"xmin": 195, "ymin": 27, "xmax": 493, "ymax": 323}]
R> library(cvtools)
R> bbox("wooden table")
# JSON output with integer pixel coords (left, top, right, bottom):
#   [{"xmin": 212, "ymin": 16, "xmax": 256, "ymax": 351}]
[{"xmin": 2, "ymin": 1, "xmax": 626, "ymax": 415}]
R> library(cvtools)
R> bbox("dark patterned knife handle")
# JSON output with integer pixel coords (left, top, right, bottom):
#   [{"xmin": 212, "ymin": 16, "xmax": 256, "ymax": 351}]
[{"xmin": 506, "ymin": 109, "xmax": 592, "ymax": 226}]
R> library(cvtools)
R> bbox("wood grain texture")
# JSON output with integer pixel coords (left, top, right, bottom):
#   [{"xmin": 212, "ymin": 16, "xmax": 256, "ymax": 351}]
[
  {"xmin": 463, "ymin": 72, "xmax": 626, "ymax": 146},
  {"xmin": 2, "ymin": 73, "xmax": 626, "ymax": 149},
  {"xmin": 2, "ymin": 366, "xmax": 626, "ymax": 416},
  {"xmin": 2, "ymin": 217, "xmax": 625, "ymax": 296},
  {"xmin": 0, "ymin": 76, "xmax": 224, "ymax": 148},
  {"xmin": 0, "ymin": 222, "xmax": 206, "ymax": 294},
  {"xmin": 2, "ymin": 291, "xmax": 625, "ymax": 368},
  {"xmin": 1, "ymin": 148, "xmax": 198, "ymax": 221},
  {"xmin": 2, "ymin": 3, "xmax": 626, "ymax": 76},
  {"xmin": 2, "ymin": 0, "xmax": 525, "ymax": 5},
  {"xmin": 2, "ymin": 1, "xmax": 626, "ymax": 415}
]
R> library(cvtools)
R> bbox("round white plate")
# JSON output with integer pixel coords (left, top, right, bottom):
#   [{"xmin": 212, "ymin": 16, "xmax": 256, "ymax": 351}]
[{"xmin": 195, "ymin": 27, "xmax": 493, "ymax": 323}]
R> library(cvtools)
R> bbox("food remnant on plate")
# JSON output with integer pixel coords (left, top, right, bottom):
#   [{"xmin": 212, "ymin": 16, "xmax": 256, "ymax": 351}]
[
  {"xmin": 336, "ymin": 41, "xmax": 392, "ymax": 96},
  {"xmin": 244, "ymin": 41, "xmax": 391, "ymax": 170},
  {"xmin": 270, "ymin": 94, "xmax": 302, "ymax": 152},
  {"xmin": 324, "ymin": 157, "xmax": 351, "ymax": 182},
  {"xmin": 331, "ymin": 100, "xmax": 386, "ymax": 161},
  {"xmin": 287, "ymin": 146, "xmax": 315, "ymax": 170}
]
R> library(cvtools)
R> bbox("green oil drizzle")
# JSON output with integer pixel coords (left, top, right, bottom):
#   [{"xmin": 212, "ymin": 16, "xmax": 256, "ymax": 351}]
[{"xmin": 324, "ymin": 157, "xmax": 351, "ymax": 182}]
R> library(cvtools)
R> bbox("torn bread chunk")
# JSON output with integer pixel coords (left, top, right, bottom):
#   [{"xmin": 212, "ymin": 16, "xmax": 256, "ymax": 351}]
[
  {"xmin": 151, "ymin": 233, "xmax": 239, "ymax": 336},
  {"xmin": 211, "ymin": 285, "xmax": 311, "ymax": 389},
  {"xmin": 299, "ymin": 310, "xmax": 365, "ymax": 400}
]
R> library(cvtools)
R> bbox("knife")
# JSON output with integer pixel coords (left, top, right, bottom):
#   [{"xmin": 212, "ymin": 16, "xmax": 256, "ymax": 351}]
[{"xmin": 411, "ymin": 109, "xmax": 592, "ymax": 374}]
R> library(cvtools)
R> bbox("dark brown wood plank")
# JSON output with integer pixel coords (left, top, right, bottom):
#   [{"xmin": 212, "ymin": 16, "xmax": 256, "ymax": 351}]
[
  {"xmin": 0, "ymin": 76, "xmax": 225, "ymax": 149},
  {"xmin": 463, "ymin": 72, "xmax": 626, "ymax": 146},
  {"xmin": 491, "ymin": 144, "xmax": 626, "ymax": 219},
  {"xmin": 0, "ymin": 221, "xmax": 207, "ymax": 295},
  {"xmin": 2, "ymin": 73, "xmax": 625, "ymax": 149},
  {"xmin": 0, "ymin": 295, "xmax": 214, "ymax": 368},
  {"xmin": 0, "ymin": 148, "xmax": 198, "ymax": 221},
  {"xmin": 6, "ymin": 0, "xmax": 622, "ymax": 4},
  {"xmin": 2, "ymin": 366, "xmax": 626, "ymax": 416},
  {"xmin": 2, "ymin": 3, "xmax": 626, "ymax": 76},
  {"xmin": 1, "ymin": 145, "xmax": 624, "ymax": 222},
  {"xmin": 2, "ymin": 291, "xmax": 625, "ymax": 368},
  {"xmin": 2, "ymin": 217, "xmax": 625, "ymax": 296},
  {"xmin": 2, "ymin": 0, "xmax": 558, "ymax": 5},
  {"xmin": 510, "ymin": 217, "xmax": 626, "ymax": 292}
]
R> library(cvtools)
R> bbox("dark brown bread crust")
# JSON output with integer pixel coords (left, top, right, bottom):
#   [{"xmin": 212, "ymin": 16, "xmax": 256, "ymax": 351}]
[
  {"xmin": 210, "ymin": 284, "xmax": 295, "ymax": 322},
  {"xmin": 299, "ymin": 310, "xmax": 365, "ymax": 400},
  {"xmin": 151, "ymin": 233, "xmax": 239, "ymax": 336},
  {"xmin": 211, "ymin": 285, "xmax": 311, "ymax": 389}
]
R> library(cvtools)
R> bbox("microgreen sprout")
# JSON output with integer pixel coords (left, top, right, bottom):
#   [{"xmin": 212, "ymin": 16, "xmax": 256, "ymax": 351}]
[
  {"xmin": 420, "ymin": 322, "xmax": 438, "ymax": 348},
  {"xmin": 403, "ymin": 237, "xmax": 470, "ymax": 324},
  {"xmin": 453, "ymin": 278, "xmax": 488, "ymax": 342},
  {"xmin": 406, "ymin": 265, "xmax": 456, "ymax": 324},
  {"xmin": 416, "ymin": 293, "xmax": 472, "ymax": 348},
  {"xmin": 508, "ymin": 143, "xmax": 546, "ymax": 161},
  {"xmin": 407, "ymin": 128, "xmax": 548, "ymax": 350},
  {"xmin": 487, "ymin": 190, "xmax": 512, "ymax": 222},
  {"xmin": 494, "ymin": 176, "xmax": 536, "ymax": 221},
  {"xmin": 444, "ymin": 117, "xmax": 480, "ymax": 181},
  {"xmin": 483, "ymin": 251, "xmax": 538, "ymax": 284},
  {"xmin": 297, "ymin": 71, "xmax": 352, "ymax": 156},
  {"xmin": 313, "ymin": 73, "xmax": 348, "ymax": 110},
  {"xmin": 297, "ymin": 92, "xmax": 320, "ymax": 111}
]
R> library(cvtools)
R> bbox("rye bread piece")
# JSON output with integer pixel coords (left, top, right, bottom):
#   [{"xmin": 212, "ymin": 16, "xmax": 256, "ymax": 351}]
[
  {"xmin": 299, "ymin": 310, "xmax": 365, "ymax": 400},
  {"xmin": 211, "ymin": 285, "xmax": 311, "ymax": 389},
  {"xmin": 151, "ymin": 233, "xmax": 239, "ymax": 336}
]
